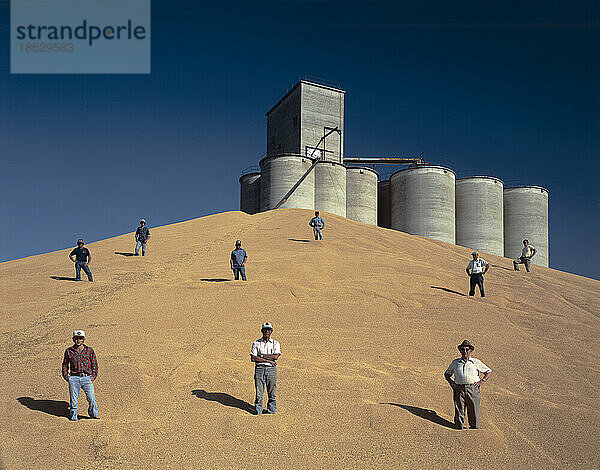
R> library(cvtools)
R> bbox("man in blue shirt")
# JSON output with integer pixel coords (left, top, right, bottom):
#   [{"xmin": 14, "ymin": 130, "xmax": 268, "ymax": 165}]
[
  {"xmin": 309, "ymin": 211, "xmax": 325, "ymax": 240},
  {"xmin": 230, "ymin": 240, "xmax": 248, "ymax": 281},
  {"xmin": 135, "ymin": 219, "xmax": 151, "ymax": 256}
]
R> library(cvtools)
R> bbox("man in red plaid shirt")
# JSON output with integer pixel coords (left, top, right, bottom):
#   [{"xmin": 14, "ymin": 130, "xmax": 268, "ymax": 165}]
[{"xmin": 62, "ymin": 330, "xmax": 98, "ymax": 420}]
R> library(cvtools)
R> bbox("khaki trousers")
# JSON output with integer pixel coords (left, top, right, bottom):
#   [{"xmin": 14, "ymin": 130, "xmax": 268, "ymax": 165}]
[{"xmin": 453, "ymin": 384, "xmax": 480, "ymax": 428}]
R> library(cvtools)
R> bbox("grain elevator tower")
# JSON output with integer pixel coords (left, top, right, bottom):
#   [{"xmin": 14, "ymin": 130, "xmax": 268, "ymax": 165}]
[{"xmin": 266, "ymin": 80, "xmax": 345, "ymax": 162}]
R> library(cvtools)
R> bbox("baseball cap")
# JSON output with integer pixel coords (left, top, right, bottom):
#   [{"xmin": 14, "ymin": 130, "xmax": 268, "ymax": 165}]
[
  {"xmin": 73, "ymin": 330, "xmax": 85, "ymax": 338},
  {"xmin": 235, "ymin": 240, "xmax": 241, "ymax": 245},
  {"xmin": 471, "ymin": 251, "xmax": 478, "ymax": 255},
  {"xmin": 261, "ymin": 322, "xmax": 273, "ymax": 330},
  {"xmin": 77, "ymin": 239, "xmax": 84, "ymax": 245},
  {"xmin": 140, "ymin": 219, "xmax": 146, "ymax": 224}
]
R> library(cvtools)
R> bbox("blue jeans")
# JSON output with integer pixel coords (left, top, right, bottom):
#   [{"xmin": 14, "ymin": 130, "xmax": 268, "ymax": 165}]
[
  {"xmin": 75, "ymin": 261, "xmax": 93, "ymax": 281},
  {"xmin": 68, "ymin": 375, "xmax": 98, "ymax": 420},
  {"xmin": 233, "ymin": 266, "xmax": 247, "ymax": 281},
  {"xmin": 254, "ymin": 365, "xmax": 277, "ymax": 414},
  {"xmin": 135, "ymin": 241, "xmax": 147, "ymax": 256},
  {"xmin": 313, "ymin": 228, "xmax": 323, "ymax": 240}
]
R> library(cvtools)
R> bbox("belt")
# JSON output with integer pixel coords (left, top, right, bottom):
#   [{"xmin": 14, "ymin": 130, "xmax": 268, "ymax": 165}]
[{"xmin": 71, "ymin": 372, "xmax": 89, "ymax": 376}]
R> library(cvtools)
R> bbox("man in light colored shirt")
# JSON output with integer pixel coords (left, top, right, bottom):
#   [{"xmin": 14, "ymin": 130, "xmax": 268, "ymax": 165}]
[
  {"xmin": 466, "ymin": 251, "xmax": 489, "ymax": 297},
  {"xmin": 513, "ymin": 239, "xmax": 537, "ymax": 272},
  {"xmin": 309, "ymin": 211, "xmax": 325, "ymax": 240},
  {"xmin": 250, "ymin": 322, "xmax": 281, "ymax": 415},
  {"xmin": 444, "ymin": 340, "xmax": 492, "ymax": 429}
]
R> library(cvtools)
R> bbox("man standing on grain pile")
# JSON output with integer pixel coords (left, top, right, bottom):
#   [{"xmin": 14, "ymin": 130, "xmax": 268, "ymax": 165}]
[
  {"xmin": 62, "ymin": 330, "xmax": 99, "ymax": 421},
  {"xmin": 513, "ymin": 239, "xmax": 537, "ymax": 272},
  {"xmin": 250, "ymin": 322, "xmax": 280, "ymax": 415},
  {"xmin": 444, "ymin": 340, "xmax": 492, "ymax": 429},
  {"xmin": 309, "ymin": 211, "xmax": 325, "ymax": 240}
]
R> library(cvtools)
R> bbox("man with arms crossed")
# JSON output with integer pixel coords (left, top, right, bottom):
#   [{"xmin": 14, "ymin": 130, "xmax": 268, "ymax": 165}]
[
  {"xmin": 62, "ymin": 330, "xmax": 99, "ymax": 421},
  {"xmin": 250, "ymin": 322, "xmax": 280, "ymax": 415},
  {"xmin": 444, "ymin": 340, "xmax": 492, "ymax": 429}
]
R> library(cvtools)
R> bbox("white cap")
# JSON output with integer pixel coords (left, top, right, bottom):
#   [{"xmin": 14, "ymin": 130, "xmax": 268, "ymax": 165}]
[
  {"xmin": 261, "ymin": 322, "xmax": 273, "ymax": 330},
  {"xmin": 140, "ymin": 219, "xmax": 146, "ymax": 224},
  {"xmin": 471, "ymin": 251, "xmax": 478, "ymax": 255},
  {"xmin": 73, "ymin": 330, "xmax": 85, "ymax": 338}
]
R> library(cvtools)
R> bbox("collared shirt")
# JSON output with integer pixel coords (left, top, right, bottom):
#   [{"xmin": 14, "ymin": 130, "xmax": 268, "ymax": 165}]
[
  {"xmin": 250, "ymin": 337, "xmax": 281, "ymax": 367},
  {"xmin": 309, "ymin": 216, "xmax": 325, "ymax": 230},
  {"xmin": 445, "ymin": 357, "xmax": 491, "ymax": 385},
  {"xmin": 467, "ymin": 258, "xmax": 488, "ymax": 274},
  {"xmin": 521, "ymin": 245, "xmax": 535, "ymax": 258},
  {"xmin": 70, "ymin": 247, "xmax": 90, "ymax": 262},
  {"xmin": 231, "ymin": 248, "xmax": 247, "ymax": 268},
  {"xmin": 62, "ymin": 344, "xmax": 98, "ymax": 380},
  {"xmin": 136, "ymin": 225, "xmax": 150, "ymax": 242}
]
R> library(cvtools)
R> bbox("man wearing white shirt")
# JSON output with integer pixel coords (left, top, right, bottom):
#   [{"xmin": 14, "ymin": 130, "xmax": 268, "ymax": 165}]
[
  {"xmin": 444, "ymin": 340, "xmax": 492, "ymax": 429},
  {"xmin": 513, "ymin": 239, "xmax": 537, "ymax": 272},
  {"xmin": 250, "ymin": 322, "xmax": 281, "ymax": 415},
  {"xmin": 466, "ymin": 251, "xmax": 489, "ymax": 297}
]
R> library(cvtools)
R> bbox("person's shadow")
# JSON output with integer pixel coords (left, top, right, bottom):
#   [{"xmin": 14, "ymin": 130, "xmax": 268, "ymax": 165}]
[
  {"xmin": 191, "ymin": 390, "xmax": 254, "ymax": 414},
  {"xmin": 200, "ymin": 279, "xmax": 230, "ymax": 282},
  {"xmin": 50, "ymin": 276, "xmax": 78, "ymax": 281},
  {"xmin": 288, "ymin": 238, "xmax": 311, "ymax": 243},
  {"xmin": 430, "ymin": 286, "xmax": 466, "ymax": 296},
  {"xmin": 115, "ymin": 252, "xmax": 136, "ymax": 257},
  {"xmin": 381, "ymin": 403, "xmax": 456, "ymax": 429},
  {"xmin": 491, "ymin": 264, "xmax": 513, "ymax": 271},
  {"xmin": 17, "ymin": 397, "xmax": 71, "ymax": 418}
]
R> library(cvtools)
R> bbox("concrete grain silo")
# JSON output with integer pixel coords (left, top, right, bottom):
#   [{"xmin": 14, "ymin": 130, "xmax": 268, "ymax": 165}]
[
  {"xmin": 390, "ymin": 166, "xmax": 456, "ymax": 243},
  {"xmin": 266, "ymin": 80, "xmax": 345, "ymax": 162},
  {"xmin": 239, "ymin": 172, "xmax": 261, "ymax": 215},
  {"xmin": 259, "ymin": 154, "xmax": 315, "ymax": 211},
  {"xmin": 504, "ymin": 186, "xmax": 549, "ymax": 267},
  {"xmin": 455, "ymin": 176, "xmax": 504, "ymax": 255},
  {"xmin": 314, "ymin": 161, "xmax": 346, "ymax": 217},
  {"xmin": 346, "ymin": 167, "xmax": 378, "ymax": 225},
  {"xmin": 377, "ymin": 180, "xmax": 391, "ymax": 228}
]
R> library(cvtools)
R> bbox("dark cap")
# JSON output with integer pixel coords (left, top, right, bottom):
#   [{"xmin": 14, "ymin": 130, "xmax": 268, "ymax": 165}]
[
  {"xmin": 457, "ymin": 340, "xmax": 474, "ymax": 350},
  {"xmin": 235, "ymin": 240, "xmax": 241, "ymax": 245}
]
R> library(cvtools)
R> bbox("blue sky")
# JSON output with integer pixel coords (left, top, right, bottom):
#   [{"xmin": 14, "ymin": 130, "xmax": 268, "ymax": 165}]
[{"xmin": 1, "ymin": 1, "xmax": 598, "ymax": 279}]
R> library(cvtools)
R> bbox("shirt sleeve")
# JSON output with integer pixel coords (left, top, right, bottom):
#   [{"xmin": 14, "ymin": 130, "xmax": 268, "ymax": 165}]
[
  {"xmin": 62, "ymin": 350, "xmax": 70, "ymax": 380},
  {"xmin": 273, "ymin": 341, "xmax": 281, "ymax": 355},
  {"xmin": 473, "ymin": 358, "xmax": 491, "ymax": 373},
  {"xmin": 243, "ymin": 249, "xmax": 247, "ymax": 258},
  {"xmin": 231, "ymin": 251, "xmax": 235, "ymax": 260},
  {"xmin": 69, "ymin": 249, "xmax": 76, "ymax": 256},
  {"xmin": 250, "ymin": 341, "xmax": 258, "ymax": 356},
  {"xmin": 444, "ymin": 360, "xmax": 455, "ymax": 376},
  {"xmin": 466, "ymin": 261, "xmax": 473, "ymax": 270},
  {"xmin": 482, "ymin": 259, "xmax": 489, "ymax": 266},
  {"xmin": 90, "ymin": 348, "xmax": 98, "ymax": 380}
]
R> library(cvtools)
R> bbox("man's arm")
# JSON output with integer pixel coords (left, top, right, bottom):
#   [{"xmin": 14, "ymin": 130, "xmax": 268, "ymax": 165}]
[
  {"xmin": 62, "ymin": 350, "xmax": 70, "ymax": 381},
  {"xmin": 250, "ymin": 354, "xmax": 276, "ymax": 366},
  {"xmin": 483, "ymin": 263, "xmax": 489, "ymax": 274},
  {"xmin": 90, "ymin": 349, "xmax": 98, "ymax": 381},
  {"xmin": 69, "ymin": 249, "xmax": 76, "ymax": 263},
  {"xmin": 466, "ymin": 267, "xmax": 471, "ymax": 275},
  {"xmin": 86, "ymin": 252, "xmax": 92, "ymax": 266},
  {"xmin": 531, "ymin": 247, "xmax": 536, "ymax": 257},
  {"xmin": 444, "ymin": 371, "xmax": 457, "ymax": 390},
  {"xmin": 475, "ymin": 370, "xmax": 492, "ymax": 388},
  {"xmin": 242, "ymin": 255, "xmax": 247, "ymax": 267}
]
